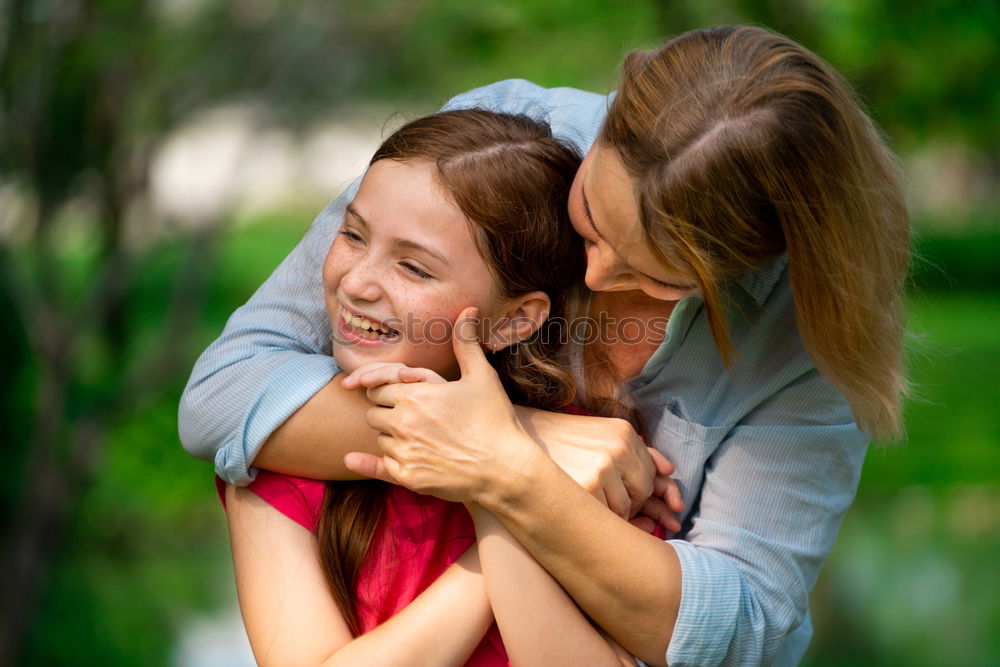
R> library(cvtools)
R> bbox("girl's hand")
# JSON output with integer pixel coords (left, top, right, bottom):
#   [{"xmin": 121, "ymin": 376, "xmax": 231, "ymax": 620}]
[
  {"xmin": 515, "ymin": 408, "xmax": 675, "ymax": 520},
  {"xmin": 629, "ymin": 456, "xmax": 685, "ymax": 535},
  {"xmin": 342, "ymin": 362, "xmax": 446, "ymax": 390}
]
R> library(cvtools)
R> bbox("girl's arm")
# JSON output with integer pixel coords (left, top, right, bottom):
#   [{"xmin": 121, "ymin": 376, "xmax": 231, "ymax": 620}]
[
  {"xmin": 470, "ymin": 504, "xmax": 636, "ymax": 667},
  {"xmin": 225, "ymin": 483, "xmax": 493, "ymax": 667}
]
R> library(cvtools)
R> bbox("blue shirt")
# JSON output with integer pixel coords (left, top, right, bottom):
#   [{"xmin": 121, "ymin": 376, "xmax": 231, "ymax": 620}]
[{"xmin": 179, "ymin": 79, "xmax": 868, "ymax": 666}]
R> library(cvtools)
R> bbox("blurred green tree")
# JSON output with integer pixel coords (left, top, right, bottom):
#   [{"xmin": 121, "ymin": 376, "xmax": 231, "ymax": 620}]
[{"xmin": 0, "ymin": 0, "xmax": 406, "ymax": 662}]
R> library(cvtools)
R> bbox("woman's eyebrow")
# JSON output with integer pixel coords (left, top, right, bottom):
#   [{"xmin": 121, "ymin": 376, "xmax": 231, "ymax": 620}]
[{"xmin": 346, "ymin": 204, "xmax": 451, "ymax": 268}]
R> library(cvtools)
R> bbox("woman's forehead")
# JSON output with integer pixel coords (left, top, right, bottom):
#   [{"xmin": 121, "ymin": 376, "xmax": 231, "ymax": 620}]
[{"xmin": 585, "ymin": 146, "xmax": 646, "ymax": 252}]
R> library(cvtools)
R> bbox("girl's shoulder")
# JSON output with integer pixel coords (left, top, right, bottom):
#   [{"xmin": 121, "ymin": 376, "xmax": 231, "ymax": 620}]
[{"xmin": 245, "ymin": 470, "xmax": 327, "ymax": 533}]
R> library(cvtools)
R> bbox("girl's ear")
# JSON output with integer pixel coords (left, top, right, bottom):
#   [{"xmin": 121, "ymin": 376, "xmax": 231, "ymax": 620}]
[{"xmin": 484, "ymin": 291, "xmax": 551, "ymax": 350}]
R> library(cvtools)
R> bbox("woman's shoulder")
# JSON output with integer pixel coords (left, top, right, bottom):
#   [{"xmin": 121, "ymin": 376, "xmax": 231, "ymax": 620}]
[{"xmin": 441, "ymin": 79, "xmax": 608, "ymax": 154}]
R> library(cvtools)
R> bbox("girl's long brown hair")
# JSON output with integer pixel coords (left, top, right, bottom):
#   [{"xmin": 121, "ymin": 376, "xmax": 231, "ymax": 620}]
[
  {"xmin": 602, "ymin": 25, "xmax": 911, "ymax": 439},
  {"xmin": 317, "ymin": 108, "xmax": 583, "ymax": 635}
]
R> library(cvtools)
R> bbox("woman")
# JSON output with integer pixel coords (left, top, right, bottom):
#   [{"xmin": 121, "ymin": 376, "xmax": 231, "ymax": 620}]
[{"xmin": 182, "ymin": 26, "xmax": 909, "ymax": 666}]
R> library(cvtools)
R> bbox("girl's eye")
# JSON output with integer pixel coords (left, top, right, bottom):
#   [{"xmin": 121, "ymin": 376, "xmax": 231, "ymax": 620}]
[
  {"xmin": 339, "ymin": 229, "xmax": 364, "ymax": 243},
  {"xmin": 401, "ymin": 262, "xmax": 433, "ymax": 280}
]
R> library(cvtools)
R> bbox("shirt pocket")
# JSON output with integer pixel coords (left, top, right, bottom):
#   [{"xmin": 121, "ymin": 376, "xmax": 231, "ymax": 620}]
[{"xmin": 649, "ymin": 407, "xmax": 731, "ymax": 525}]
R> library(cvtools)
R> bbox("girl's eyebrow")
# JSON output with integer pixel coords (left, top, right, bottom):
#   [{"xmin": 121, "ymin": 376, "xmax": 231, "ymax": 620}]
[{"xmin": 346, "ymin": 204, "xmax": 452, "ymax": 268}]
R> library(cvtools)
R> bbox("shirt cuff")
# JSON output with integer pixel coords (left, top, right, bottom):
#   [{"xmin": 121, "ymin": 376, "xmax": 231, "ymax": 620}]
[
  {"xmin": 665, "ymin": 539, "xmax": 744, "ymax": 667},
  {"xmin": 214, "ymin": 354, "xmax": 338, "ymax": 485}
]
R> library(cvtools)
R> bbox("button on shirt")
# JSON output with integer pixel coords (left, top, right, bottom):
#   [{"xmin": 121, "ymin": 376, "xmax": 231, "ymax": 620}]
[{"xmin": 179, "ymin": 79, "xmax": 869, "ymax": 666}]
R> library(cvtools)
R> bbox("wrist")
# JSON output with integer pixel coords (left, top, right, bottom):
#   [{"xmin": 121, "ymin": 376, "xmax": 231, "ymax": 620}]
[{"xmin": 475, "ymin": 430, "xmax": 554, "ymax": 517}]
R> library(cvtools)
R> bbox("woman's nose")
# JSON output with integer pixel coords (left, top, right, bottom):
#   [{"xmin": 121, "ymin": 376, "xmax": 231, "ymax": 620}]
[{"xmin": 584, "ymin": 243, "xmax": 635, "ymax": 292}]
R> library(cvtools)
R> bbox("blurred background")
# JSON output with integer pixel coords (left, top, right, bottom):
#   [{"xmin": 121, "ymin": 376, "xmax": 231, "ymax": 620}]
[{"xmin": 1, "ymin": 0, "xmax": 997, "ymax": 665}]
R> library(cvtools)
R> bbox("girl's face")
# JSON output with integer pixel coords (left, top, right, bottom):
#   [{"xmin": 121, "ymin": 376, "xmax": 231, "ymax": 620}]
[
  {"xmin": 567, "ymin": 144, "xmax": 699, "ymax": 302},
  {"xmin": 323, "ymin": 158, "xmax": 510, "ymax": 380}
]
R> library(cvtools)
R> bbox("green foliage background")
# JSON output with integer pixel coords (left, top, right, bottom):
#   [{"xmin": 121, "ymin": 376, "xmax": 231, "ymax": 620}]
[{"xmin": 1, "ymin": 1, "xmax": 997, "ymax": 665}]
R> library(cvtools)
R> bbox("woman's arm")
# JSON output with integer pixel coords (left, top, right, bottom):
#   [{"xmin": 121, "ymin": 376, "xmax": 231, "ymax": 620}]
[
  {"xmin": 352, "ymin": 313, "xmax": 868, "ymax": 666},
  {"xmin": 225, "ymin": 483, "xmax": 493, "ymax": 666},
  {"xmin": 470, "ymin": 504, "xmax": 636, "ymax": 667},
  {"xmin": 254, "ymin": 370, "xmax": 663, "ymax": 521},
  {"xmin": 251, "ymin": 374, "xmax": 380, "ymax": 479}
]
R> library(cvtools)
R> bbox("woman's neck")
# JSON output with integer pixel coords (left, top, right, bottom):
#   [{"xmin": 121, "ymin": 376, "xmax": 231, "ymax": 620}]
[{"xmin": 588, "ymin": 290, "xmax": 676, "ymax": 379}]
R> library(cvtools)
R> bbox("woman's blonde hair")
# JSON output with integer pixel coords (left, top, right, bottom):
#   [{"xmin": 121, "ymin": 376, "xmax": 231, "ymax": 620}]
[{"xmin": 603, "ymin": 25, "xmax": 911, "ymax": 439}]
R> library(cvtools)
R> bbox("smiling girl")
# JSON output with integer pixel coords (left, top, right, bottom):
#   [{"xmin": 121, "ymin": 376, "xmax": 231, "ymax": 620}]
[{"xmin": 222, "ymin": 109, "xmax": 656, "ymax": 666}]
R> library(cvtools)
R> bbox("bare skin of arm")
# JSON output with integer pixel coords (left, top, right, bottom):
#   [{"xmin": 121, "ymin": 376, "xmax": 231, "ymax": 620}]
[
  {"xmin": 485, "ymin": 448, "xmax": 681, "ymax": 667},
  {"xmin": 225, "ymin": 483, "xmax": 493, "ymax": 666},
  {"xmin": 228, "ymin": 482, "xmax": 642, "ymax": 666},
  {"xmin": 252, "ymin": 375, "xmax": 377, "ymax": 480},
  {"xmin": 470, "ymin": 504, "xmax": 637, "ymax": 667}
]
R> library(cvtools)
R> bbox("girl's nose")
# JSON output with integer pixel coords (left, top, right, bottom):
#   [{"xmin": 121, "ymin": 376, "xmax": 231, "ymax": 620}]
[{"xmin": 339, "ymin": 262, "xmax": 382, "ymax": 303}]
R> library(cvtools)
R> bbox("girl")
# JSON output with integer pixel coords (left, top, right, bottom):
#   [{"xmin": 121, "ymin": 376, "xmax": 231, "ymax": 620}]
[{"xmin": 222, "ymin": 109, "xmax": 654, "ymax": 666}]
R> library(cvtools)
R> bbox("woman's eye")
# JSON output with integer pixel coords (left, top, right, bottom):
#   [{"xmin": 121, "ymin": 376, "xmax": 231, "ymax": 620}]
[
  {"xmin": 646, "ymin": 275, "xmax": 697, "ymax": 294},
  {"xmin": 401, "ymin": 262, "xmax": 432, "ymax": 280},
  {"xmin": 339, "ymin": 229, "xmax": 364, "ymax": 243}
]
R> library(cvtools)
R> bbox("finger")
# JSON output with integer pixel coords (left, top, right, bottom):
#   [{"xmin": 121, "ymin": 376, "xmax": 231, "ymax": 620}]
[
  {"xmin": 343, "ymin": 452, "xmax": 399, "ymax": 485},
  {"xmin": 624, "ymin": 467, "xmax": 655, "ymax": 517},
  {"xmin": 397, "ymin": 366, "xmax": 447, "ymax": 383},
  {"xmin": 342, "ymin": 362, "xmax": 398, "ymax": 390},
  {"xmin": 622, "ymin": 442, "xmax": 657, "ymax": 512},
  {"xmin": 364, "ymin": 405, "xmax": 398, "ymax": 438},
  {"xmin": 652, "ymin": 474, "xmax": 669, "ymax": 498},
  {"xmin": 664, "ymin": 478, "xmax": 686, "ymax": 514},
  {"xmin": 640, "ymin": 497, "xmax": 682, "ymax": 534},
  {"xmin": 341, "ymin": 371, "xmax": 361, "ymax": 390},
  {"xmin": 646, "ymin": 447, "xmax": 675, "ymax": 476},
  {"xmin": 628, "ymin": 516, "xmax": 656, "ymax": 533},
  {"xmin": 365, "ymin": 382, "xmax": 408, "ymax": 408},
  {"xmin": 358, "ymin": 365, "xmax": 407, "ymax": 388},
  {"xmin": 452, "ymin": 306, "xmax": 490, "ymax": 378},
  {"xmin": 605, "ymin": 480, "xmax": 632, "ymax": 520}
]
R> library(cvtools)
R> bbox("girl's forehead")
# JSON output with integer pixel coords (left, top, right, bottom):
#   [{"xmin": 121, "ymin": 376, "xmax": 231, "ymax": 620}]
[{"xmin": 354, "ymin": 160, "xmax": 477, "ymax": 254}]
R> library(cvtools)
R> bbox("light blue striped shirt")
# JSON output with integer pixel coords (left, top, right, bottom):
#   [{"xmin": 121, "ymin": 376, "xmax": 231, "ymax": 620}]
[{"xmin": 179, "ymin": 79, "xmax": 868, "ymax": 666}]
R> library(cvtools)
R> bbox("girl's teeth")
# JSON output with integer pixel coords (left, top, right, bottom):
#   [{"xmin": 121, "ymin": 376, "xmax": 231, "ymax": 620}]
[{"xmin": 342, "ymin": 306, "xmax": 394, "ymax": 337}]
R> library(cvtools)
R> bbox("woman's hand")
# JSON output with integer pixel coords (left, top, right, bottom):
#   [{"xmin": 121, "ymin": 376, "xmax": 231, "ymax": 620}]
[
  {"xmin": 344, "ymin": 308, "xmax": 540, "ymax": 506},
  {"xmin": 342, "ymin": 362, "xmax": 447, "ymax": 389},
  {"xmin": 343, "ymin": 308, "xmax": 683, "ymax": 525},
  {"xmin": 515, "ymin": 406, "xmax": 683, "ymax": 522}
]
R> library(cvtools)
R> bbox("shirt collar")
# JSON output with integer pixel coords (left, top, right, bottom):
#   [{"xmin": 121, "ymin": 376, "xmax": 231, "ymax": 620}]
[{"xmin": 735, "ymin": 253, "xmax": 787, "ymax": 306}]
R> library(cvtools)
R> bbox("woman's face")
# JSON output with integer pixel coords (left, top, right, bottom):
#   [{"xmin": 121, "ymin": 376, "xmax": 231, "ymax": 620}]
[
  {"xmin": 323, "ymin": 158, "xmax": 509, "ymax": 380},
  {"xmin": 568, "ymin": 144, "xmax": 698, "ymax": 302}
]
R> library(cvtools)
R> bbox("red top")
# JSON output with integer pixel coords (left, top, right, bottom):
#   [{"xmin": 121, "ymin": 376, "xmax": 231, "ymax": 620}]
[{"xmin": 218, "ymin": 473, "xmax": 508, "ymax": 666}]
